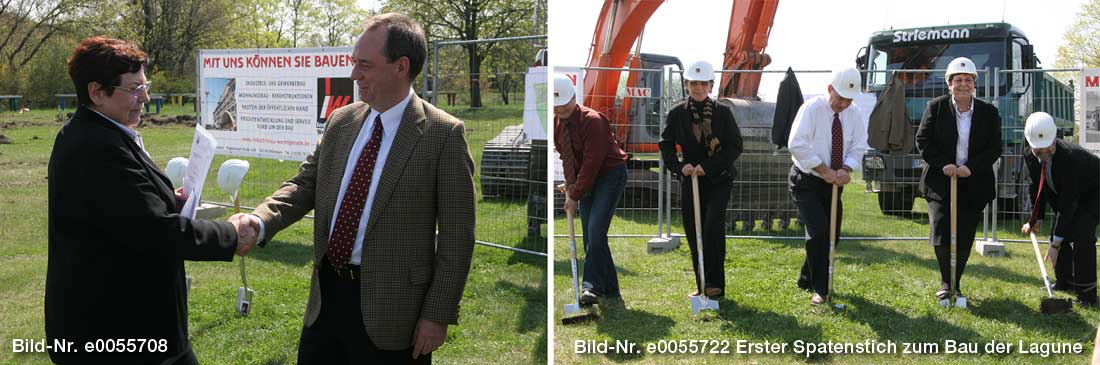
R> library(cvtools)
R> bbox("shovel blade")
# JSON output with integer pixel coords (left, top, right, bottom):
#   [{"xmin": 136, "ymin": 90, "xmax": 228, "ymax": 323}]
[
  {"xmin": 690, "ymin": 295, "xmax": 719, "ymax": 314},
  {"xmin": 938, "ymin": 299, "xmax": 950, "ymax": 308},
  {"xmin": 563, "ymin": 303, "xmax": 581, "ymax": 316},
  {"xmin": 955, "ymin": 296, "xmax": 968, "ymax": 309},
  {"xmin": 237, "ymin": 287, "xmax": 255, "ymax": 316},
  {"xmin": 1040, "ymin": 298, "xmax": 1073, "ymax": 314}
]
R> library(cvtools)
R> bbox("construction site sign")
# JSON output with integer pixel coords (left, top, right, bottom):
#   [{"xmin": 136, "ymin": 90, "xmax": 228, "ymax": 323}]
[
  {"xmin": 523, "ymin": 66, "xmax": 548, "ymax": 140},
  {"xmin": 1081, "ymin": 69, "xmax": 1100, "ymax": 155},
  {"xmin": 197, "ymin": 47, "xmax": 355, "ymax": 161}
]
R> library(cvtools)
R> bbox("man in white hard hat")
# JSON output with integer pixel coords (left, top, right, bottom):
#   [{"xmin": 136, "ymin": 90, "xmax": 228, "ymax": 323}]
[
  {"xmin": 659, "ymin": 60, "xmax": 744, "ymax": 299},
  {"xmin": 1021, "ymin": 112, "xmax": 1099, "ymax": 306},
  {"xmin": 915, "ymin": 56, "xmax": 1002, "ymax": 307},
  {"xmin": 786, "ymin": 66, "xmax": 869, "ymax": 306},
  {"xmin": 553, "ymin": 72, "xmax": 628, "ymax": 305}
]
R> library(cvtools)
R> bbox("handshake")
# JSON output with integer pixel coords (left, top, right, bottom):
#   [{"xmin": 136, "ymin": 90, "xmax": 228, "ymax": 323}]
[{"xmin": 228, "ymin": 213, "xmax": 262, "ymax": 256}]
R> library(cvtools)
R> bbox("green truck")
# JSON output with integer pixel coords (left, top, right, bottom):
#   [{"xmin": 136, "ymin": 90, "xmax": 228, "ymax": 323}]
[{"xmin": 857, "ymin": 23, "xmax": 1075, "ymax": 215}]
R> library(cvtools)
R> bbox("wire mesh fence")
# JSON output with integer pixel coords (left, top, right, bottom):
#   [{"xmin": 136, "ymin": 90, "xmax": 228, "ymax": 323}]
[{"xmin": 554, "ymin": 66, "xmax": 1088, "ymax": 245}]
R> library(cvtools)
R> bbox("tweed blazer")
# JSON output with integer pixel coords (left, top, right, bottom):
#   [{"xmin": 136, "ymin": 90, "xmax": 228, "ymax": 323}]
[{"xmin": 252, "ymin": 93, "xmax": 476, "ymax": 350}]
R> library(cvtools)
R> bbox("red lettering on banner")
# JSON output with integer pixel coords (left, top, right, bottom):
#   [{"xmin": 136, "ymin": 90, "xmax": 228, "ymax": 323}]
[
  {"xmin": 1087, "ymin": 76, "xmax": 1099, "ymax": 88},
  {"xmin": 314, "ymin": 54, "xmax": 354, "ymax": 68},
  {"xmin": 625, "ymin": 87, "xmax": 650, "ymax": 97}
]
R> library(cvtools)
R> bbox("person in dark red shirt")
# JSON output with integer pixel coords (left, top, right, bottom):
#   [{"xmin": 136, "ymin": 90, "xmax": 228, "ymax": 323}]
[
  {"xmin": 553, "ymin": 73, "xmax": 628, "ymax": 305},
  {"xmin": 659, "ymin": 60, "xmax": 743, "ymax": 299}
]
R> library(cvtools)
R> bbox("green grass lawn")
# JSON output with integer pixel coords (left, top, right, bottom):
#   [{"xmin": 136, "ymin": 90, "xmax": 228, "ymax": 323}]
[
  {"xmin": 0, "ymin": 108, "xmax": 547, "ymax": 364},
  {"xmin": 554, "ymin": 175, "xmax": 1100, "ymax": 364}
]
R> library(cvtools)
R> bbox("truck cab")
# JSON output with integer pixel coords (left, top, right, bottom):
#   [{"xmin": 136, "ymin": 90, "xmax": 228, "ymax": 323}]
[{"xmin": 856, "ymin": 23, "xmax": 1074, "ymax": 215}]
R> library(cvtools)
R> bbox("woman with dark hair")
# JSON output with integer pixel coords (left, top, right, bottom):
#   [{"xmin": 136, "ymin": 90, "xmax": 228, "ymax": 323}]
[
  {"xmin": 45, "ymin": 36, "xmax": 254, "ymax": 364},
  {"xmin": 659, "ymin": 59, "xmax": 743, "ymax": 299}
]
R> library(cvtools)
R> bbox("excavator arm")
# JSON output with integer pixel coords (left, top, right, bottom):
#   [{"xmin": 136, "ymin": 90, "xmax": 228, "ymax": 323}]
[
  {"xmin": 719, "ymin": 0, "xmax": 779, "ymax": 100},
  {"xmin": 582, "ymin": 0, "xmax": 779, "ymax": 151},
  {"xmin": 583, "ymin": 0, "xmax": 663, "ymax": 149}
]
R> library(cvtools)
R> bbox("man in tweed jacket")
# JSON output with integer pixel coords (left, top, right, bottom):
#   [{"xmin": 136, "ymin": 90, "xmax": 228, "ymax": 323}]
[{"xmin": 237, "ymin": 13, "xmax": 475, "ymax": 364}]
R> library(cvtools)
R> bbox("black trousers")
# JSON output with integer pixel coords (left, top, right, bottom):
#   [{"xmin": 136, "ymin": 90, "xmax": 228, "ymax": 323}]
[
  {"xmin": 789, "ymin": 167, "xmax": 843, "ymax": 297},
  {"xmin": 680, "ymin": 177, "xmax": 731, "ymax": 292},
  {"xmin": 926, "ymin": 198, "xmax": 982, "ymax": 294},
  {"xmin": 1050, "ymin": 216, "xmax": 1074, "ymax": 287},
  {"xmin": 1051, "ymin": 213, "xmax": 1099, "ymax": 303},
  {"xmin": 298, "ymin": 260, "xmax": 431, "ymax": 365}
]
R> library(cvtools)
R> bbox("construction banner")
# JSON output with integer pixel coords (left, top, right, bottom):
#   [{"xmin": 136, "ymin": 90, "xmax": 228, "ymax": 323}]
[
  {"xmin": 1081, "ymin": 69, "xmax": 1100, "ymax": 155},
  {"xmin": 197, "ymin": 47, "xmax": 355, "ymax": 160},
  {"xmin": 523, "ymin": 66, "xmax": 548, "ymax": 140}
]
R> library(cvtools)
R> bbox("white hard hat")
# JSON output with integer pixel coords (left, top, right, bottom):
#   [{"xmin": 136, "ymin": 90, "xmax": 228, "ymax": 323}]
[
  {"xmin": 1024, "ymin": 112, "xmax": 1057, "ymax": 149},
  {"xmin": 830, "ymin": 66, "xmax": 862, "ymax": 99},
  {"xmin": 683, "ymin": 60, "xmax": 715, "ymax": 81},
  {"xmin": 165, "ymin": 157, "xmax": 188, "ymax": 188},
  {"xmin": 216, "ymin": 159, "xmax": 251, "ymax": 195},
  {"xmin": 945, "ymin": 57, "xmax": 978, "ymax": 81},
  {"xmin": 553, "ymin": 73, "xmax": 576, "ymax": 107}
]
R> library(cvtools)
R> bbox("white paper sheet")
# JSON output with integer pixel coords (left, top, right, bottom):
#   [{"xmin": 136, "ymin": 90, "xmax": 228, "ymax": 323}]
[{"xmin": 181, "ymin": 124, "xmax": 217, "ymax": 218}]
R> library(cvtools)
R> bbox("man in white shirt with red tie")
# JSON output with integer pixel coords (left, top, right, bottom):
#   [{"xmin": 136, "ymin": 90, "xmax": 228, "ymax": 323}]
[
  {"xmin": 787, "ymin": 67, "xmax": 869, "ymax": 306},
  {"xmin": 235, "ymin": 13, "xmax": 476, "ymax": 364}
]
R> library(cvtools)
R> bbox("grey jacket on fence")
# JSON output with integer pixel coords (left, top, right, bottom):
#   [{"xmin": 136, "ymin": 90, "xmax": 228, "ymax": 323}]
[{"xmin": 868, "ymin": 73, "xmax": 914, "ymax": 154}]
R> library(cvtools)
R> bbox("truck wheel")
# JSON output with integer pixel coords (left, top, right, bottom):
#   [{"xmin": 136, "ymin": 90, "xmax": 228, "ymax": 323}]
[{"xmin": 878, "ymin": 190, "xmax": 915, "ymax": 215}]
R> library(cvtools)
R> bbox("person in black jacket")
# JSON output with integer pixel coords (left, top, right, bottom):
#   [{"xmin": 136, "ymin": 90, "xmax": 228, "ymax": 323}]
[
  {"xmin": 46, "ymin": 36, "xmax": 256, "ymax": 364},
  {"xmin": 1021, "ymin": 112, "xmax": 1099, "ymax": 306},
  {"xmin": 659, "ymin": 60, "xmax": 743, "ymax": 298},
  {"xmin": 915, "ymin": 57, "xmax": 1002, "ymax": 307}
]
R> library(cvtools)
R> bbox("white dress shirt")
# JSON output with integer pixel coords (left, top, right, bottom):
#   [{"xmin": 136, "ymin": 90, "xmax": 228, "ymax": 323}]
[
  {"xmin": 329, "ymin": 92, "xmax": 412, "ymax": 265},
  {"xmin": 787, "ymin": 95, "xmax": 869, "ymax": 177},
  {"xmin": 90, "ymin": 108, "xmax": 149, "ymax": 158},
  {"xmin": 252, "ymin": 93, "xmax": 412, "ymax": 265},
  {"xmin": 951, "ymin": 97, "xmax": 974, "ymax": 166}
]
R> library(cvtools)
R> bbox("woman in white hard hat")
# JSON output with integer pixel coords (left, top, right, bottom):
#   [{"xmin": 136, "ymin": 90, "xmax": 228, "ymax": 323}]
[
  {"xmin": 659, "ymin": 60, "xmax": 744, "ymax": 298},
  {"xmin": 1021, "ymin": 112, "xmax": 1100, "ymax": 307},
  {"xmin": 915, "ymin": 56, "xmax": 1003, "ymax": 307}
]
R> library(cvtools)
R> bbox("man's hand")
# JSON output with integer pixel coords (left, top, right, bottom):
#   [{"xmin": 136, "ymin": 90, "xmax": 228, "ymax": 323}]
[
  {"xmin": 957, "ymin": 165, "xmax": 972, "ymax": 178},
  {"xmin": 174, "ymin": 187, "xmax": 188, "ymax": 203},
  {"xmin": 1022, "ymin": 222, "xmax": 1038, "ymax": 234},
  {"xmin": 411, "ymin": 319, "xmax": 447, "ymax": 359},
  {"xmin": 1046, "ymin": 245, "xmax": 1059, "ymax": 268},
  {"xmin": 835, "ymin": 169, "xmax": 851, "ymax": 186},
  {"xmin": 819, "ymin": 168, "xmax": 837, "ymax": 184},
  {"xmin": 563, "ymin": 197, "xmax": 578, "ymax": 216},
  {"xmin": 229, "ymin": 213, "xmax": 258, "ymax": 256},
  {"xmin": 681, "ymin": 163, "xmax": 696, "ymax": 177},
  {"xmin": 942, "ymin": 164, "xmax": 958, "ymax": 177},
  {"xmin": 694, "ymin": 165, "xmax": 706, "ymax": 176}
]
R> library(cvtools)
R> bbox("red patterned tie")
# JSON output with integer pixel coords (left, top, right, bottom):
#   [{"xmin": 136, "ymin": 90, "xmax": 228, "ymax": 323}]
[
  {"xmin": 1027, "ymin": 161, "xmax": 1047, "ymax": 226},
  {"xmin": 831, "ymin": 113, "xmax": 843, "ymax": 170},
  {"xmin": 327, "ymin": 115, "xmax": 384, "ymax": 268}
]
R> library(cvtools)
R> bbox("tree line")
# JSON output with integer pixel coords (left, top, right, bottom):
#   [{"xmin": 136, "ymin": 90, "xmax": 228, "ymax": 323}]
[{"xmin": 0, "ymin": 0, "xmax": 545, "ymax": 109}]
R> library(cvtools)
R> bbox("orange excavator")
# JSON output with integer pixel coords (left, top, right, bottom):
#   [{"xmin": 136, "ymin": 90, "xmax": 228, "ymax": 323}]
[
  {"xmin": 568, "ymin": 0, "xmax": 794, "ymax": 231},
  {"xmin": 582, "ymin": 0, "xmax": 779, "ymax": 153}
]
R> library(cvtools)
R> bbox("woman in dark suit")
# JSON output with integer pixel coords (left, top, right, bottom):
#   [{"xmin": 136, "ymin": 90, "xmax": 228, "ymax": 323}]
[
  {"xmin": 915, "ymin": 57, "xmax": 1002, "ymax": 307},
  {"xmin": 659, "ymin": 60, "xmax": 743, "ymax": 298},
  {"xmin": 46, "ymin": 36, "xmax": 253, "ymax": 364}
]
